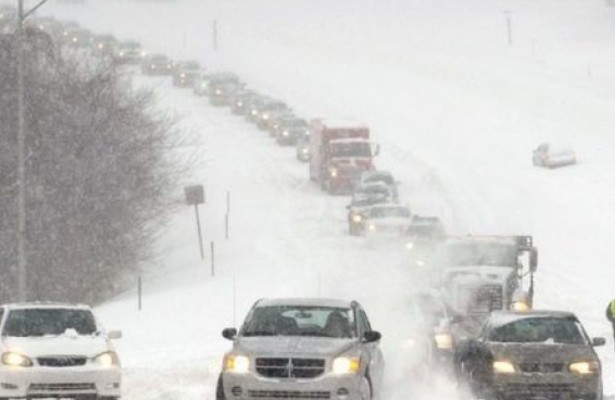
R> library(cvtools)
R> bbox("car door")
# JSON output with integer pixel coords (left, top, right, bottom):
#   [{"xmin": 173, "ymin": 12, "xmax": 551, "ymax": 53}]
[{"xmin": 356, "ymin": 307, "xmax": 384, "ymax": 392}]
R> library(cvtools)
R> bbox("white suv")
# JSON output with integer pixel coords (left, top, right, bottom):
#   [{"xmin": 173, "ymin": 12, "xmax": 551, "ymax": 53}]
[{"xmin": 0, "ymin": 302, "xmax": 122, "ymax": 400}]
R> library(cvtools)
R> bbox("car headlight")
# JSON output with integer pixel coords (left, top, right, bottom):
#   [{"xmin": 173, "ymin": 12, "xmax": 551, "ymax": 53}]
[
  {"xmin": 118, "ymin": 52, "xmax": 125, "ymax": 56},
  {"xmin": 512, "ymin": 301, "xmax": 530, "ymax": 312},
  {"xmin": 216, "ymin": 90, "xmax": 222, "ymax": 95},
  {"xmin": 180, "ymin": 73, "xmax": 186, "ymax": 78},
  {"xmin": 434, "ymin": 333, "xmax": 454, "ymax": 349},
  {"xmin": 415, "ymin": 260, "xmax": 426, "ymax": 267},
  {"xmin": 302, "ymin": 148, "xmax": 309, "ymax": 154},
  {"xmin": 2, "ymin": 352, "xmax": 33, "ymax": 367},
  {"xmin": 237, "ymin": 101, "xmax": 243, "ymax": 106},
  {"xmin": 368, "ymin": 224, "xmax": 376, "ymax": 231},
  {"xmin": 151, "ymin": 64, "xmax": 156, "ymax": 69},
  {"xmin": 225, "ymin": 355, "xmax": 250, "ymax": 373},
  {"xmin": 569, "ymin": 361, "xmax": 599, "ymax": 374},
  {"xmin": 405, "ymin": 241, "xmax": 415, "ymax": 250},
  {"xmin": 283, "ymin": 130, "xmax": 289, "ymax": 136},
  {"xmin": 352, "ymin": 214, "xmax": 362, "ymax": 223},
  {"xmin": 493, "ymin": 361, "xmax": 516, "ymax": 374},
  {"xmin": 262, "ymin": 114, "xmax": 269, "ymax": 120},
  {"xmin": 332, "ymin": 357, "xmax": 360, "ymax": 374},
  {"xmin": 252, "ymin": 110, "xmax": 258, "ymax": 115},
  {"xmin": 167, "ymin": 64, "xmax": 172, "ymax": 69},
  {"xmin": 98, "ymin": 44, "xmax": 103, "ymax": 49},
  {"xmin": 93, "ymin": 351, "xmax": 120, "ymax": 367},
  {"xmin": 72, "ymin": 37, "xmax": 77, "ymax": 42},
  {"xmin": 330, "ymin": 168, "xmax": 338, "ymax": 177}
]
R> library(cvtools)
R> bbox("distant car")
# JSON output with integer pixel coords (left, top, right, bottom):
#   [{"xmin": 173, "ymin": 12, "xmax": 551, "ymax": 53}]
[
  {"xmin": 64, "ymin": 28, "xmax": 92, "ymax": 48},
  {"xmin": 193, "ymin": 72, "xmax": 240, "ymax": 96},
  {"xmin": 0, "ymin": 5, "xmax": 16, "ymax": 32},
  {"xmin": 364, "ymin": 204, "xmax": 412, "ymax": 237},
  {"xmin": 256, "ymin": 101, "xmax": 290, "ymax": 130},
  {"xmin": 230, "ymin": 90, "xmax": 259, "ymax": 115},
  {"xmin": 358, "ymin": 171, "xmax": 399, "ymax": 202},
  {"xmin": 405, "ymin": 216, "xmax": 446, "ymax": 245},
  {"xmin": 296, "ymin": 134, "xmax": 310, "ymax": 162},
  {"xmin": 91, "ymin": 34, "xmax": 117, "ymax": 57},
  {"xmin": 141, "ymin": 54, "xmax": 174, "ymax": 75},
  {"xmin": 455, "ymin": 310, "xmax": 604, "ymax": 400},
  {"xmin": 172, "ymin": 60, "xmax": 201, "ymax": 87},
  {"xmin": 276, "ymin": 117, "xmax": 309, "ymax": 145},
  {"xmin": 218, "ymin": 298, "xmax": 384, "ymax": 400},
  {"xmin": 265, "ymin": 111, "xmax": 295, "ymax": 136},
  {"xmin": 113, "ymin": 40, "xmax": 145, "ymax": 64},
  {"xmin": 60, "ymin": 20, "xmax": 80, "ymax": 38},
  {"xmin": 244, "ymin": 95, "xmax": 273, "ymax": 122},
  {"xmin": 354, "ymin": 182, "xmax": 396, "ymax": 204},
  {"xmin": 346, "ymin": 192, "xmax": 390, "ymax": 236},
  {"xmin": 532, "ymin": 143, "xmax": 576, "ymax": 168},
  {"xmin": 209, "ymin": 82, "xmax": 242, "ymax": 106},
  {"xmin": 24, "ymin": 17, "xmax": 64, "ymax": 40},
  {"xmin": 0, "ymin": 302, "xmax": 122, "ymax": 400}
]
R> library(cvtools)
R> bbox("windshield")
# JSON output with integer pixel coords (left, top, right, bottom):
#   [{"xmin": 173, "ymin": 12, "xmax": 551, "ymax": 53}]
[
  {"xmin": 330, "ymin": 141, "xmax": 371, "ymax": 158},
  {"xmin": 242, "ymin": 306, "xmax": 355, "ymax": 338},
  {"xmin": 2, "ymin": 308, "xmax": 98, "ymax": 337},
  {"xmin": 438, "ymin": 242, "xmax": 518, "ymax": 267},
  {"xmin": 365, "ymin": 174, "xmax": 393, "ymax": 185},
  {"xmin": 489, "ymin": 318, "xmax": 587, "ymax": 344}
]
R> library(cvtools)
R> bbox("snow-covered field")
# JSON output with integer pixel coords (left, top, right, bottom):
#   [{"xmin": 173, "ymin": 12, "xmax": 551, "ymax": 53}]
[{"xmin": 17, "ymin": 0, "xmax": 615, "ymax": 398}]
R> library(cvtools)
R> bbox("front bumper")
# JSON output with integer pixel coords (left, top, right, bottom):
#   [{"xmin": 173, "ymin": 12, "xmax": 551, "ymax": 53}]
[
  {"xmin": 0, "ymin": 366, "xmax": 121, "ymax": 398},
  {"xmin": 222, "ymin": 371, "xmax": 363, "ymax": 400},
  {"xmin": 491, "ymin": 372, "xmax": 601, "ymax": 400}
]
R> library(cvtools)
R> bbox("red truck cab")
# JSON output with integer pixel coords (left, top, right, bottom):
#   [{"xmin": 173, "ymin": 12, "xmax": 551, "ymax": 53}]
[{"xmin": 309, "ymin": 119, "xmax": 378, "ymax": 194}]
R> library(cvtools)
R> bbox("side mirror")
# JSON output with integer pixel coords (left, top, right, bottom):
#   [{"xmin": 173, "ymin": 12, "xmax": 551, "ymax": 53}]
[
  {"xmin": 529, "ymin": 248, "xmax": 538, "ymax": 272},
  {"xmin": 363, "ymin": 330, "xmax": 381, "ymax": 343},
  {"xmin": 107, "ymin": 330, "xmax": 122, "ymax": 340},
  {"xmin": 592, "ymin": 337, "xmax": 606, "ymax": 347},
  {"xmin": 222, "ymin": 328, "xmax": 237, "ymax": 340}
]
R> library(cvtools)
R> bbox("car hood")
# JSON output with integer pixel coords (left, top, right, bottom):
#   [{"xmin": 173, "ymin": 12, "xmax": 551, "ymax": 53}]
[
  {"xmin": 369, "ymin": 217, "xmax": 412, "ymax": 226},
  {"xmin": 235, "ymin": 336, "xmax": 357, "ymax": 358},
  {"xmin": 489, "ymin": 342, "xmax": 598, "ymax": 363},
  {"xmin": 2, "ymin": 335, "xmax": 111, "ymax": 357}
]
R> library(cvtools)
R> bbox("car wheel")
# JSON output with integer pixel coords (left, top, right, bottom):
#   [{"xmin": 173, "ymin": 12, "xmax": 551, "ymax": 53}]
[
  {"xmin": 359, "ymin": 376, "xmax": 372, "ymax": 400},
  {"xmin": 216, "ymin": 375, "xmax": 226, "ymax": 400}
]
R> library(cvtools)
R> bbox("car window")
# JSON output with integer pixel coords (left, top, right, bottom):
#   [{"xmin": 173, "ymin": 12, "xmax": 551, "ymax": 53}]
[
  {"xmin": 488, "ymin": 317, "xmax": 587, "ymax": 344},
  {"xmin": 2, "ymin": 308, "xmax": 98, "ymax": 337},
  {"xmin": 242, "ymin": 306, "xmax": 355, "ymax": 338}
]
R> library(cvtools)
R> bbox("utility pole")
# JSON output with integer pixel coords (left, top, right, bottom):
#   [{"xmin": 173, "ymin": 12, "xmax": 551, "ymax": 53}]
[
  {"xmin": 17, "ymin": 0, "xmax": 27, "ymax": 302},
  {"xmin": 16, "ymin": 0, "xmax": 52, "ymax": 302},
  {"xmin": 504, "ymin": 10, "xmax": 513, "ymax": 46}
]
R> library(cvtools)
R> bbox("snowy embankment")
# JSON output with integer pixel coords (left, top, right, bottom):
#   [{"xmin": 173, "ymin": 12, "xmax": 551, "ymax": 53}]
[{"xmin": 34, "ymin": 0, "xmax": 615, "ymax": 398}]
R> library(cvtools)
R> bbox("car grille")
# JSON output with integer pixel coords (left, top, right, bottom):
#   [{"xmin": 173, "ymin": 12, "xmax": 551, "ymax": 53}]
[
  {"xmin": 518, "ymin": 363, "xmax": 566, "ymax": 373},
  {"xmin": 255, "ymin": 358, "xmax": 325, "ymax": 379},
  {"xmin": 501, "ymin": 383, "xmax": 574, "ymax": 395},
  {"xmin": 248, "ymin": 390, "xmax": 330, "ymax": 399},
  {"xmin": 29, "ymin": 383, "xmax": 96, "ymax": 392},
  {"xmin": 37, "ymin": 356, "xmax": 87, "ymax": 367}
]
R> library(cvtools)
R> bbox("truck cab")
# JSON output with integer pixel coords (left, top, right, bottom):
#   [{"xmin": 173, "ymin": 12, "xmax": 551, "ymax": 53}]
[{"xmin": 309, "ymin": 119, "xmax": 378, "ymax": 195}]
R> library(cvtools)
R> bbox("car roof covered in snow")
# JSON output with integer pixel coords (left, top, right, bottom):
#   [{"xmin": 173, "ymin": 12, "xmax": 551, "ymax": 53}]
[
  {"xmin": 2, "ymin": 301, "xmax": 92, "ymax": 310},
  {"xmin": 317, "ymin": 119, "xmax": 368, "ymax": 130},
  {"xmin": 488, "ymin": 310, "xmax": 579, "ymax": 327}
]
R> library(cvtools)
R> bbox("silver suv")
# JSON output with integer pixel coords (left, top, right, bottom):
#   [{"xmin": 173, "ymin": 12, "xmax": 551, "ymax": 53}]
[{"xmin": 217, "ymin": 298, "xmax": 384, "ymax": 400}]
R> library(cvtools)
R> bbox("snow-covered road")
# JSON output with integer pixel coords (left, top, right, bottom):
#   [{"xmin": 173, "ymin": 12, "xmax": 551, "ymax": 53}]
[{"xmin": 27, "ymin": 0, "xmax": 615, "ymax": 398}]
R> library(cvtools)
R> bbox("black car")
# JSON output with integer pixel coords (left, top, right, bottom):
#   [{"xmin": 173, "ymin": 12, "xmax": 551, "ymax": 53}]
[
  {"xmin": 193, "ymin": 72, "xmax": 240, "ymax": 96},
  {"xmin": 296, "ymin": 134, "xmax": 310, "ymax": 162},
  {"xmin": 346, "ymin": 192, "xmax": 390, "ymax": 236},
  {"xmin": 275, "ymin": 118, "xmax": 309, "ymax": 146},
  {"xmin": 209, "ymin": 81, "xmax": 242, "ymax": 106},
  {"xmin": 64, "ymin": 28, "xmax": 92, "ymax": 48},
  {"xmin": 256, "ymin": 101, "xmax": 290, "ymax": 129},
  {"xmin": 230, "ymin": 90, "xmax": 259, "ymax": 115},
  {"xmin": 172, "ymin": 60, "xmax": 201, "ymax": 87},
  {"xmin": 91, "ymin": 34, "xmax": 118, "ymax": 57},
  {"xmin": 455, "ymin": 310, "xmax": 604, "ymax": 400},
  {"xmin": 113, "ymin": 40, "xmax": 144, "ymax": 64}
]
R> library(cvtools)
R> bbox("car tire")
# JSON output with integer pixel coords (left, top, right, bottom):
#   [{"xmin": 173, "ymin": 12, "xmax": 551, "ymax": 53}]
[
  {"xmin": 216, "ymin": 375, "xmax": 226, "ymax": 400},
  {"xmin": 360, "ymin": 375, "xmax": 372, "ymax": 400}
]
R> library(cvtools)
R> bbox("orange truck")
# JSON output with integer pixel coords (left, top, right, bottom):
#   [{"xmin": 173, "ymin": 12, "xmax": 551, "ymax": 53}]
[{"xmin": 309, "ymin": 119, "xmax": 378, "ymax": 195}]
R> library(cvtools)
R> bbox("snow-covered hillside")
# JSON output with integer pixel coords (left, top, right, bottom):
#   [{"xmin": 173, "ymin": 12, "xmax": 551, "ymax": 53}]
[{"xmin": 21, "ymin": 0, "xmax": 615, "ymax": 398}]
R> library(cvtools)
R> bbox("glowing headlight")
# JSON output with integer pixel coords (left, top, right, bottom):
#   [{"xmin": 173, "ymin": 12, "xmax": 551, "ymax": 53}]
[
  {"xmin": 262, "ymin": 114, "xmax": 269, "ymax": 120},
  {"xmin": 180, "ymin": 73, "xmax": 186, "ymax": 78},
  {"xmin": 2, "ymin": 352, "xmax": 33, "ymax": 367},
  {"xmin": 330, "ymin": 168, "xmax": 338, "ymax": 177},
  {"xmin": 216, "ymin": 90, "xmax": 222, "ymax": 95},
  {"xmin": 252, "ymin": 110, "xmax": 258, "ymax": 115},
  {"xmin": 434, "ymin": 333, "xmax": 454, "ymax": 350},
  {"xmin": 416, "ymin": 260, "xmax": 426, "ymax": 267},
  {"xmin": 352, "ymin": 214, "xmax": 362, "ymax": 223},
  {"xmin": 167, "ymin": 64, "xmax": 172, "ymax": 69},
  {"xmin": 493, "ymin": 361, "xmax": 516, "ymax": 374},
  {"xmin": 94, "ymin": 351, "xmax": 120, "ymax": 367},
  {"xmin": 569, "ymin": 361, "xmax": 599, "ymax": 375},
  {"xmin": 512, "ymin": 301, "xmax": 530, "ymax": 312},
  {"xmin": 405, "ymin": 242, "xmax": 415, "ymax": 250},
  {"xmin": 332, "ymin": 357, "xmax": 360, "ymax": 374},
  {"xmin": 72, "ymin": 37, "xmax": 77, "ymax": 42},
  {"xmin": 368, "ymin": 224, "xmax": 376, "ymax": 231},
  {"xmin": 98, "ymin": 44, "xmax": 103, "ymax": 49},
  {"xmin": 225, "ymin": 355, "xmax": 250, "ymax": 373},
  {"xmin": 118, "ymin": 52, "xmax": 125, "ymax": 56},
  {"xmin": 237, "ymin": 101, "xmax": 243, "ymax": 107},
  {"xmin": 302, "ymin": 148, "xmax": 309, "ymax": 154},
  {"xmin": 151, "ymin": 64, "xmax": 156, "ymax": 69},
  {"xmin": 283, "ymin": 130, "xmax": 289, "ymax": 136},
  {"xmin": 141, "ymin": 51, "xmax": 147, "ymax": 56}
]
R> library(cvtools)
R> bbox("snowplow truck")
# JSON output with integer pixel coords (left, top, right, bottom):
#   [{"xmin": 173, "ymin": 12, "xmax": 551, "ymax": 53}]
[
  {"xmin": 434, "ymin": 235, "xmax": 538, "ymax": 338},
  {"xmin": 309, "ymin": 119, "xmax": 378, "ymax": 195}
]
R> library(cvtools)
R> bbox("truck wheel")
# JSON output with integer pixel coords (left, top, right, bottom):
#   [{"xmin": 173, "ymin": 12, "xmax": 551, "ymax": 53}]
[{"xmin": 216, "ymin": 375, "xmax": 226, "ymax": 400}]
